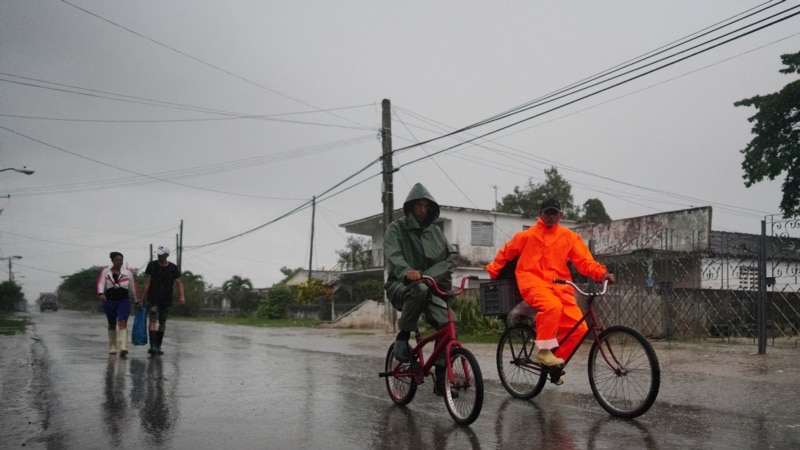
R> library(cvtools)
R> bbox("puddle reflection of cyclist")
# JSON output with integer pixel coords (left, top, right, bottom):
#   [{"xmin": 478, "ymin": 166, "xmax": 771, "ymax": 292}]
[
  {"xmin": 384, "ymin": 183, "xmax": 456, "ymax": 395},
  {"xmin": 495, "ymin": 396, "xmax": 576, "ymax": 449}
]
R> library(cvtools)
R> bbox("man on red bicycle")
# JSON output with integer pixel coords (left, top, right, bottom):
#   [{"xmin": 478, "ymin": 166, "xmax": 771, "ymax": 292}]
[
  {"xmin": 487, "ymin": 197, "xmax": 615, "ymax": 367},
  {"xmin": 384, "ymin": 183, "xmax": 456, "ymax": 393}
]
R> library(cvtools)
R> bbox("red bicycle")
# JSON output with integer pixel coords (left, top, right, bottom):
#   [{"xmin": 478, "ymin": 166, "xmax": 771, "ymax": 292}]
[
  {"xmin": 379, "ymin": 275, "xmax": 484, "ymax": 426},
  {"xmin": 496, "ymin": 279, "xmax": 660, "ymax": 419}
]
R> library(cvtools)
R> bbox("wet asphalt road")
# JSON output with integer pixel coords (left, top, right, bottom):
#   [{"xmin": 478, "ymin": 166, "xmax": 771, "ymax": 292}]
[{"xmin": 2, "ymin": 309, "xmax": 799, "ymax": 449}]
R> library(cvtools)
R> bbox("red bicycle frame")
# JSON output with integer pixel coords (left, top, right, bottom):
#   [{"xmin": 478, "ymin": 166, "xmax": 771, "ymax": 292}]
[{"xmin": 383, "ymin": 276, "xmax": 476, "ymax": 386}]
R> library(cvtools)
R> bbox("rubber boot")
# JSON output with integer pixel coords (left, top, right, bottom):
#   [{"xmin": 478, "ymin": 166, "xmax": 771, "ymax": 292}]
[
  {"xmin": 118, "ymin": 329, "xmax": 128, "ymax": 356},
  {"xmin": 108, "ymin": 330, "xmax": 117, "ymax": 354},
  {"xmin": 148, "ymin": 331, "xmax": 156, "ymax": 354},
  {"xmin": 535, "ymin": 349, "xmax": 565, "ymax": 367},
  {"xmin": 156, "ymin": 331, "xmax": 164, "ymax": 354}
]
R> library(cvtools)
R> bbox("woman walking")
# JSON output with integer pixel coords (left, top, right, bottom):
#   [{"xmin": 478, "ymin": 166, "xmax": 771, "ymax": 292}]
[{"xmin": 97, "ymin": 252, "xmax": 140, "ymax": 356}]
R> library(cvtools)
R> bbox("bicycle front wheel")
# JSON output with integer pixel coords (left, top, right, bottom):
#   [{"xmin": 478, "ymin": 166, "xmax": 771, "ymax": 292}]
[
  {"xmin": 444, "ymin": 347, "xmax": 484, "ymax": 426},
  {"xmin": 496, "ymin": 323, "xmax": 547, "ymax": 399},
  {"xmin": 384, "ymin": 343, "xmax": 417, "ymax": 405},
  {"xmin": 588, "ymin": 325, "xmax": 660, "ymax": 419}
]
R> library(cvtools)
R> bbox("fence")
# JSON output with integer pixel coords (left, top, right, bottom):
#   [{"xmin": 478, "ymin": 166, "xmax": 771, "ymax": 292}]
[{"xmin": 582, "ymin": 216, "xmax": 800, "ymax": 347}]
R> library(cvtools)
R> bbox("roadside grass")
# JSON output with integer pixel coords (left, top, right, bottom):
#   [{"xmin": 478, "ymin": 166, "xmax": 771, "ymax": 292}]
[{"xmin": 0, "ymin": 311, "xmax": 28, "ymax": 335}]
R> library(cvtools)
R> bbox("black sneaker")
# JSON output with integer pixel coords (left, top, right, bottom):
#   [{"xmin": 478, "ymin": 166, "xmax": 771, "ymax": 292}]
[
  {"xmin": 155, "ymin": 347, "xmax": 164, "ymax": 355},
  {"xmin": 147, "ymin": 348, "xmax": 155, "ymax": 355},
  {"xmin": 393, "ymin": 339, "xmax": 411, "ymax": 362}
]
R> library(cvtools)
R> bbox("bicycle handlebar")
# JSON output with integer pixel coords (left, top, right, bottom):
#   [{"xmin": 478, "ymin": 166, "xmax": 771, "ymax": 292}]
[
  {"xmin": 553, "ymin": 278, "xmax": 609, "ymax": 296},
  {"xmin": 421, "ymin": 275, "xmax": 478, "ymax": 297}
]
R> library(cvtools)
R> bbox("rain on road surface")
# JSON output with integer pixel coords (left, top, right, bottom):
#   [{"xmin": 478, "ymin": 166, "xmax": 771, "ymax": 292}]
[{"xmin": 3, "ymin": 309, "xmax": 799, "ymax": 449}]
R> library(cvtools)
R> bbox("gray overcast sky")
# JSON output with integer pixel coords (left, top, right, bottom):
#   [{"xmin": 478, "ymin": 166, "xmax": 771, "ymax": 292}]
[{"xmin": 1, "ymin": 1, "xmax": 798, "ymax": 299}]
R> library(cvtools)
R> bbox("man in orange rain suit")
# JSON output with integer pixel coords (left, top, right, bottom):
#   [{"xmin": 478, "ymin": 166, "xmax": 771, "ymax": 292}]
[{"xmin": 486, "ymin": 197, "xmax": 615, "ymax": 367}]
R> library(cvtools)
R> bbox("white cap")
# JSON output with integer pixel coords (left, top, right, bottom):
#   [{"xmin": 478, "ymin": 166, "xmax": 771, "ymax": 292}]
[{"xmin": 156, "ymin": 245, "xmax": 170, "ymax": 256}]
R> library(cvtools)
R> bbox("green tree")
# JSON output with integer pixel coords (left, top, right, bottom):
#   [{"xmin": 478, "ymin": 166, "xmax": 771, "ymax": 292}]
[
  {"xmin": 222, "ymin": 275, "xmax": 257, "ymax": 312},
  {"xmin": 0, "ymin": 280, "xmax": 24, "ymax": 311},
  {"xmin": 295, "ymin": 278, "xmax": 330, "ymax": 305},
  {"xmin": 257, "ymin": 284, "xmax": 293, "ymax": 319},
  {"xmin": 495, "ymin": 180, "xmax": 538, "ymax": 217},
  {"xmin": 279, "ymin": 266, "xmax": 302, "ymax": 284},
  {"xmin": 352, "ymin": 279, "xmax": 385, "ymax": 303},
  {"xmin": 172, "ymin": 271, "xmax": 206, "ymax": 317},
  {"xmin": 58, "ymin": 266, "xmax": 105, "ymax": 311},
  {"xmin": 734, "ymin": 51, "xmax": 800, "ymax": 217},
  {"xmin": 336, "ymin": 236, "xmax": 373, "ymax": 270},
  {"xmin": 496, "ymin": 167, "xmax": 578, "ymax": 218},
  {"xmin": 581, "ymin": 198, "xmax": 612, "ymax": 224}
]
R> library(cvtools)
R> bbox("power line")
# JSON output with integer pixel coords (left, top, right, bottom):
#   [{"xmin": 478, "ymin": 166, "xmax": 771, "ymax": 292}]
[
  {"xmin": 0, "ymin": 72, "xmax": 374, "ymax": 130},
  {"xmin": 473, "ymin": 0, "xmax": 788, "ymax": 129},
  {"xmin": 0, "ymin": 124, "xmax": 375, "ymax": 199},
  {"xmin": 60, "ymin": 0, "xmax": 371, "ymax": 131},
  {"xmin": 387, "ymin": 2, "xmax": 800, "ymax": 158},
  {"xmin": 30, "ymin": 3, "xmax": 796, "ymax": 250},
  {"xmin": 394, "ymin": 6, "xmax": 800, "ymax": 169},
  {"xmin": 187, "ymin": 5, "xmax": 800, "ymax": 248}
]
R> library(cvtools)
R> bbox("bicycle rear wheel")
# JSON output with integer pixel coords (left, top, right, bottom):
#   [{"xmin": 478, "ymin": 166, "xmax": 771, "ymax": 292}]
[
  {"xmin": 384, "ymin": 343, "xmax": 417, "ymax": 405},
  {"xmin": 444, "ymin": 347, "xmax": 484, "ymax": 426},
  {"xmin": 588, "ymin": 325, "xmax": 660, "ymax": 419},
  {"xmin": 496, "ymin": 323, "xmax": 547, "ymax": 399}
]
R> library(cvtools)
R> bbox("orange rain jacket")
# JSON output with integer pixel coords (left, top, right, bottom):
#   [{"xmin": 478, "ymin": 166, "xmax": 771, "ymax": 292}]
[{"xmin": 486, "ymin": 218, "xmax": 607, "ymax": 302}]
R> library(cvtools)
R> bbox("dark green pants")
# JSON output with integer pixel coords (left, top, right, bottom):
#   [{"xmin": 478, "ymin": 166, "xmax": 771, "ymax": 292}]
[{"xmin": 386, "ymin": 281, "xmax": 449, "ymax": 332}]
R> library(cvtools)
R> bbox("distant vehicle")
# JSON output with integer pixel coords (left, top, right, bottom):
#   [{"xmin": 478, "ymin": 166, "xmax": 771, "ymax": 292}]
[{"xmin": 39, "ymin": 293, "xmax": 59, "ymax": 312}]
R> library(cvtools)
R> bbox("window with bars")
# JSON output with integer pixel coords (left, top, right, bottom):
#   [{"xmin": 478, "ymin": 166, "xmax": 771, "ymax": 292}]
[{"xmin": 471, "ymin": 221, "xmax": 494, "ymax": 246}]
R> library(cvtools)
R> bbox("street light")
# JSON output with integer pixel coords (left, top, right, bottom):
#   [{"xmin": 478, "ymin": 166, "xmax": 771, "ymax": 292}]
[
  {"xmin": 0, "ymin": 256, "xmax": 22, "ymax": 282},
  {"xmin": 0, "ymin": 167, "xmax": 35, "ymax": 175}
]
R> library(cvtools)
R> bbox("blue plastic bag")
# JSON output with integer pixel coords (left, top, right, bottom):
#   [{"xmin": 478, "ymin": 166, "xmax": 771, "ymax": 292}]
[{"xmin": 132, "ymin": 305, "xmax": 147, "ymax": 346}]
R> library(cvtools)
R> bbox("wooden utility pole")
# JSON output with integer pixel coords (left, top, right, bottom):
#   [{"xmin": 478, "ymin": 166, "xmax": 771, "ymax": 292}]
[
  {"xmin": 381, "ymin": 99, "xmax": 395, "ymax": 331},
  {"xmin": 309, "ymin": 195, "xmax": 316, "ymax": 280},
  {"xmin": 382, "ymin": 99, "xmax": 394, "ymax": 238},
  {"xmin": 177, "ymin": 220, "xmax": 183, "ymax": 272}
]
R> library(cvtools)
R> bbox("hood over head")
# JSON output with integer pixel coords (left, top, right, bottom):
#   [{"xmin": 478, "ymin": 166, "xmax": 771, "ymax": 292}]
[{"xmin": 402, "ymin": 183, "xmax": 440, "ymax": 227}]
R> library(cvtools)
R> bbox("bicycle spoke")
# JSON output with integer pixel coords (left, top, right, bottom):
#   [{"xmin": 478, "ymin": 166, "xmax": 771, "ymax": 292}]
[
  {"xmin": 444, "ymin": 348, "xmax": 484, "ymax": 426},
  {"xmin": 496, "ymin": 323, "xmax": 547, "ymax": 399},
  {"xmin": 588, "ymin": 326, "xmax": 660, "ymax": 419},
  {"xmin": 384, "ymin": 344, "xmax": 417, "ymax": 405}
]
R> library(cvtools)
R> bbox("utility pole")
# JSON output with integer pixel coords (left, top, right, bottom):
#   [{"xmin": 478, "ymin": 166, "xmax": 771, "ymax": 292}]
[
  {"xmin": 381, "ymin": 99, "xmax": 395, "ymax": 331},
  {"xmin": 0, "ymin": 256, "xmax": 22, "ymax": 282},
  {"xmin": 757, "ymin": 220, "xmax": 767, "ymax": 354},
  {"xmin": 309, "ymin": 196, "xmax": 316, "ymax": 280},
  {"xmin": 177, "ymin": 220, "xmax": 184, "ymax": 272},
  {"xmin": 382, "ymin": 99, "xmax": 394, "ymax": 239}
]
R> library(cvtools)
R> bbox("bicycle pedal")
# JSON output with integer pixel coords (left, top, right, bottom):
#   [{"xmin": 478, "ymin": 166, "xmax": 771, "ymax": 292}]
[{"xmin": 548, "ymin": 367, "xmax": 565, "ymax": 385}]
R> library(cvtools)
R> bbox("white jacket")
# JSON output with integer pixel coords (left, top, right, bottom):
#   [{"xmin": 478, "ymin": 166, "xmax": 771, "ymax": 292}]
[{"xmin": 96, "ymin": 267, "xmax": 140, "ymax": 302}]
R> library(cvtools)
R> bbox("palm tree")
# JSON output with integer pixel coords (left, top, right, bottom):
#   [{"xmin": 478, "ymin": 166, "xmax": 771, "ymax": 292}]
[
  {"xmin": 222, "ymin": 275, "xmax": 254, "ymax": 311},
  {"xmin": 173, "ymin": 271, "xmax": 207, "ymax": 316}
]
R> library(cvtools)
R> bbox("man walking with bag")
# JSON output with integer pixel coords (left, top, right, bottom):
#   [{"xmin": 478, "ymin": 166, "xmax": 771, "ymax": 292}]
[{"xmin": 142, "ymin": 246, "xmax": 185, "ymax": 355}]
